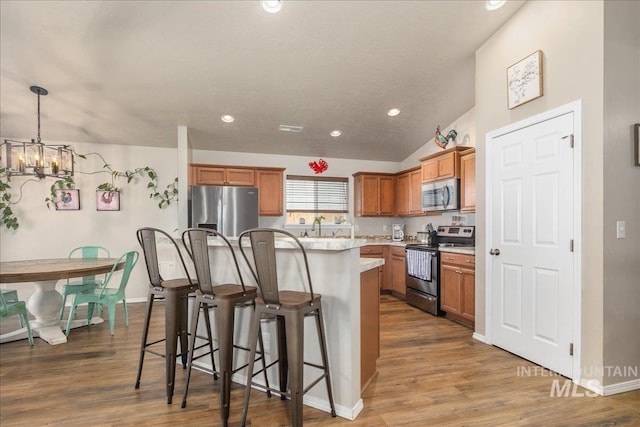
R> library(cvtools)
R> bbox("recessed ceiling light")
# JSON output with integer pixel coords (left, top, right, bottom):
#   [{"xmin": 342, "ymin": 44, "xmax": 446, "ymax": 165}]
[
  {"xmin": 387, "ymin": 108, "xmax": 401, "ymax": 117},
  {"xmin": 262, "ymin": 0, "xmax": 282, "ymax": 14},
  {"xmin": 221, "ymin": 114, "xmax": 234, "ymax": 123},
  {"xmin": 485, "ymin": 0, "xmax": 506, "ymax": 11},
  {"xmin": 330, "ymin": 130, "xmax": 342, "ymax": 137}
]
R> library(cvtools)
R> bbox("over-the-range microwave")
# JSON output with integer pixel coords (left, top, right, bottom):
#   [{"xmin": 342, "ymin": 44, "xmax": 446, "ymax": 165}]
[{"xmin": 421, "ymin": 178, "xmax": 460, "ymax": 212}]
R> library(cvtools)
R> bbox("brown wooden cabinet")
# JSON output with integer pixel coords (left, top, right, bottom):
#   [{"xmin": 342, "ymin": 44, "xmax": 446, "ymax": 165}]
[
  {"xmin": 389, "ymin": 246, "xmax": 406, "ymax": 298},
  {"xmin": 395, "ymin": 167, "xmax": 424, "ymax": 217},
  {"xmin": 419, "ymin": 146, "xmax": 472, "ymax": 183},
  {"xmin": 353, "ymin": 173, "xmax": 395, "ymax": 217},
  {"xmin": 360, "ymin": 266, "xmax": 380, "ymax": 392},
  {"xmin": 190, "ymin": 164, "xmax": 255, "ymax": 186},
  {"xmin": 360, "ymin": 245, "xmax": 389, "ymax": 290},
  {"xmin": 460, "ymin": 149, "xmax": 476, "ymax": 212},
  {"xmin": 255, "ymin": 168, "xmax": 284, "ymax": 216},
  {"xmin": 440, "ymin": 251, "xmax": 475, "ymax": 328}
]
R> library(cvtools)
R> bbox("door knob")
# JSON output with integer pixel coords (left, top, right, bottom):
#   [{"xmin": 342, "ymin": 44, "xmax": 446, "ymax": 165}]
[{"xmin": 489, "ymin": 248, "xmax": 501, "ymax": 256}]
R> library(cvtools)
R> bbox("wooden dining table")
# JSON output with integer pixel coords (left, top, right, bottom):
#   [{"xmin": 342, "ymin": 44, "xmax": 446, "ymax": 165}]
[{"xmin": 0, "ymin": 258, "xmax": 123, "ymax": 345}]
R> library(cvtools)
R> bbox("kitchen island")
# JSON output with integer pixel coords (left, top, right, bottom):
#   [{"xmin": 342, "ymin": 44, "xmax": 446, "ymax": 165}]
[{"xmin": 192, "ymin": 236, "xmax": 381, "ymax": 420}]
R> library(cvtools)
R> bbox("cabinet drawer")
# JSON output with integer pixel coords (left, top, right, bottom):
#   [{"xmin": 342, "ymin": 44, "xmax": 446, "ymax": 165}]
[
  {"xmin": 360, "ymin": 245, "xmax": 384, "ymax": 257},
  {"xmin": 389, "ymin": 246, "xmax": 405, "ymax": 257},
  {"xmin": 440, "ymin": 252, "xmax": 475, "ymax": 268}
]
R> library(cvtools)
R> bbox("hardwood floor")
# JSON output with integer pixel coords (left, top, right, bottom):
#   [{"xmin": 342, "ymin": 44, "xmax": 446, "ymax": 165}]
[{"xmin": 1, "ymin": 295, "xmax": 638, "ymax": 426}]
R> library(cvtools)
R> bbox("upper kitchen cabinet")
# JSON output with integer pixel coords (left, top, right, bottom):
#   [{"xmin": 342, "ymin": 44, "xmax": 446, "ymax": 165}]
[
  {"xmin": 190, "ymin": 164, "xmax": 285, "ymax": 216},
  {"xmin": 395, "ymin": 167, "xmax": 424, "ymax": 217},
  {"xmin": 420, "ymin": 146, "xmax": 472, "ymax": 183},
  {"xmin": 190, "ymin": 164, "xmax": 255, "ymax": 186},
  {"xmin": 460, "ymin": 148, "xmax": 476, "ymax": 212},
  {"xmin": 255, "ymin": 168, "xmax": 285, "ymax": 216},
  {"xmin": 353, "ymin": 172, "xmax": 395, "ymax": 217}
]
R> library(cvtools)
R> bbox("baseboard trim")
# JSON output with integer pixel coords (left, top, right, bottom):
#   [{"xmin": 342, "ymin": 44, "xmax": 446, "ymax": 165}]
[
  {"xmin": 472, "ymin": 332, "xmax": 487, "ymax": 343},
  {"xmin": 603, "ymin": 379, "xmax": 640, "ymax": 396},
  {"xmin": 193, "ymin": 361, "xmax": 363, "ymax": 420}
]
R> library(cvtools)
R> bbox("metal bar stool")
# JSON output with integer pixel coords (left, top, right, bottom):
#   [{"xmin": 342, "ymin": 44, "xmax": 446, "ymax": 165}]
[
  {"xmin": 238, "ymin": 228, "xmax": 336, "ymax": 427},
  {"xmin": 180, "ymin": 228, "xmax": 270, "ymax": 427},
  {"xmin": 135, "ymin": 227, "xmax": 213, "ymax": 404}
]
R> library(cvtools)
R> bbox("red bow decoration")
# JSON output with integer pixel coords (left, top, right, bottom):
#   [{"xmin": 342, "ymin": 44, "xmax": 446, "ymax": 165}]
[{"xmin": 309, "ymin": 158, "xmax": 328, "ymax": 174}]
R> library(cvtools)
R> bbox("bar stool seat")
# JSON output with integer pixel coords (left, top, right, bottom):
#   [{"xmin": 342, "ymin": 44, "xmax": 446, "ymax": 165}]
[
  {"xmin": 135, "ymin": 227, "xmax": 210, "ymax": 405},
  {"xmin": 239, "ymin": 228, "xmax": 337, "ymax": 427}
]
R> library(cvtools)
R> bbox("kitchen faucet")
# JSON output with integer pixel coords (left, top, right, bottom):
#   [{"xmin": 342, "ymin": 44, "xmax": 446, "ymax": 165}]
[
  {"xmin": 331, "ymin": 229, "xmax": 342, "ymax": 238},
  {"xmin": 311, "ymin": 216, "xmax": 324, "ymax": 237}
]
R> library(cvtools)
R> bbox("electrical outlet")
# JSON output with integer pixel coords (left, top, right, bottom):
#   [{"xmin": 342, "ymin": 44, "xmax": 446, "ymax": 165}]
[
  {"xmin": 382, "ymin": 224, "xmax": 388, "ymax": 232},
  {"xmin": 616, "ymin": 221, "xmax": 626, "ymax": 239},
  {"xmin": 355, "ymin": 224, "xmax": 360, "ymax": 231}
]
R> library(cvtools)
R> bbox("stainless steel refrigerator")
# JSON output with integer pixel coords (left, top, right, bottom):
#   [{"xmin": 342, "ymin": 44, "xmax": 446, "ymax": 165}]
[{"xmin": 188, "ymin": 185, "xmax": 259, "ymax": 237}]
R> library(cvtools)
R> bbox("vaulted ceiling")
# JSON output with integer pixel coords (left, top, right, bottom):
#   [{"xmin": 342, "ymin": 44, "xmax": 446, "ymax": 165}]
[{"xmin": 0, "ymin": 1, "xmax": 524, "ymax": 161}]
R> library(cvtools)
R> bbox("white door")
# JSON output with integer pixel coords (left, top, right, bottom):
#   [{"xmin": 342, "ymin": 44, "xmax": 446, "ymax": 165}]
[{"xmin": 489, "ymin": 112, "xmax": 575, "ymax": 378}]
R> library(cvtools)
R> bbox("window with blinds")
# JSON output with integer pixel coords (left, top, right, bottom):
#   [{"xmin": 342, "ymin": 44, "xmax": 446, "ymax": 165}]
[{"xmin": 286, "ymin": 175, "xmax": 348, "ymax": 213}]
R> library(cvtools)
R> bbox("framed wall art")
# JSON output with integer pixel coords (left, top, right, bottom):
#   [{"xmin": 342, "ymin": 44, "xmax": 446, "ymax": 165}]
[
  {"xmin": 635, "ymin": 123, "xmax": 639, "ymax": 166},
  {"xmin": 96, "ymin": 190, "xmax": 120, "ymax": 211},
  {"xmin": 507, "ymin": 50, "xmax": 543, "ymax": 109},
  {"xmin": 55, "ymin": 189, "xmax": 80, "ymax": 211}
]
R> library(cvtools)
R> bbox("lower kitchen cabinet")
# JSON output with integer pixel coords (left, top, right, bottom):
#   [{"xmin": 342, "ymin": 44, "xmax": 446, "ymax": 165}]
[
  {"xmin": 440, "ymin": 252, "xmax": 475, "ymax": 328},
  {"xmin": 360, "ymin": 266, "xmax": 380, "ymax": 392},
  {"xmin": 360, "ymin": 245, "xmax": 390, "ymax": 291},
  {"xmin": 389, "ymin": 246, "xmax": 406, "ymax": 298}
]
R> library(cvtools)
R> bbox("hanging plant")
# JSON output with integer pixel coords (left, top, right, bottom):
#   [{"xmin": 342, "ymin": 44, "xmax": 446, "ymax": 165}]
[
  {"xmin": 0, "ymin": 150, "xmax": 179, "ymax": 229},
  {"xmin": 0, "ymin": 167, "xmax": 19, "ymax": 230}
]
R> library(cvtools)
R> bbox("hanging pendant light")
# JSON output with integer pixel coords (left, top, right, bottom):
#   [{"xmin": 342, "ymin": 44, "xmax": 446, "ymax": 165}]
[{"xmin": 1, "ymin": 85, "xmax": 74, "ymax": 179}]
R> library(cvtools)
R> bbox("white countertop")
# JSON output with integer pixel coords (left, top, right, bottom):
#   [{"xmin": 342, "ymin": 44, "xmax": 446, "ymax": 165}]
[
  {"xmin": 438, "ymin": 246, "xmax": 475, "ymax": 255},
  {"xmin": 359, "ymin": 257, "xmax": 385, "ymax": 273},
  {"xmin": 206, "ymin": 236, "xmax": 368, "ymax": 251}
]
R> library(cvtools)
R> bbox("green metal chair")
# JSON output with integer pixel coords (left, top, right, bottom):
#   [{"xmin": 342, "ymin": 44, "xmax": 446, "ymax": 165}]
[
  {"xmin": 60, "ymin": 246, "xmax": 111, "ymax": 320},
  {"xmin": 0, "ymin": 287, "xmax": 34, "ymax": 346},
  {"xmin": 65, "ymin": 250, "xmax": 139, "ymax": 336},
  {"xmin": 2, "ymin": 290, "xmax": 21, "ymax": 326}
]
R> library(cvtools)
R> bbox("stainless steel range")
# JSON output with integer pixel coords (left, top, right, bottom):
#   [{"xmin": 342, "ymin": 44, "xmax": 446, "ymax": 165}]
[{"xmin": 405, "ymin": 226, "xmax": 475, "ymax": 315}]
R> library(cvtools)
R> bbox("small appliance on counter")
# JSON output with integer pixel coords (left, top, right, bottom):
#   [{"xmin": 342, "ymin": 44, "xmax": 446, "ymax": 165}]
[{"xmin": 392, "ymin": 224, "xmax": 405, "ymax": 241}]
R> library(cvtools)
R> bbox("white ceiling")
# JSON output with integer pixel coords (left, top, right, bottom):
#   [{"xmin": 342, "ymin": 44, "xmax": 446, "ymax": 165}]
[{"xmin": 0, "ymin": 0, "xmax": 524, "ymax": 162}]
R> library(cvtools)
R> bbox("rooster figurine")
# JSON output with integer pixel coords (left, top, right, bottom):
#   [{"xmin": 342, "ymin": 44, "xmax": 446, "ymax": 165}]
[{"xmin": 435, "ymin": 126, "xmax": 458, "ymax": 149}]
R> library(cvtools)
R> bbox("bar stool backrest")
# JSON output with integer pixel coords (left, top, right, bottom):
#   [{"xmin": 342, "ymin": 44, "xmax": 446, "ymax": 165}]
[
  {"xmin": 238, "ymin": 228, "xmax": 315, "ymax": 306},
  {"xmin": 136, "ymin": 227, "xmax": 195, "ymax": 289},
  {"xmin": 181, "ymin": 228, "xmax": 248, "ymax": 296}
]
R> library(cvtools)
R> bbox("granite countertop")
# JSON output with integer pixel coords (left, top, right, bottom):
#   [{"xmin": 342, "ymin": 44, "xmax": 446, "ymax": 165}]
[
  {"xmin": 438, "ymin": 246, "xmax": 475, "ymax": 255},
  {"xmin": 206, "ymin": 235, "xmax": 368, "ymax": 251},
  {"xmin": 359, "ymin": 257, "xmax": 385, "ymax": 273}
]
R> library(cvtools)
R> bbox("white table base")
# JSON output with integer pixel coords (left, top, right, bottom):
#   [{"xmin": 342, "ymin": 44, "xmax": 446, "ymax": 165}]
[{"xmin": 1, "ymin": 279, "xmax": 104, "ymax": 345}]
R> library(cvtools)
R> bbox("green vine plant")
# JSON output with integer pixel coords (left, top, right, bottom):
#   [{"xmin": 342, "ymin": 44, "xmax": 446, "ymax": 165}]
[
  {"xmin": 0, "ymin": 167, "xmax": 19, "ymax": 230},
  {"xmin": 1, "ymin": 151, "xmax": 178, "ymax": 230}
]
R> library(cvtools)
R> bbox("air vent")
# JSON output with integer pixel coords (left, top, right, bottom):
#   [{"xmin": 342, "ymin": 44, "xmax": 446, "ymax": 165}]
[{"xmin": 278, "ymin": 124, "xmax": 304, "ymax": 133}]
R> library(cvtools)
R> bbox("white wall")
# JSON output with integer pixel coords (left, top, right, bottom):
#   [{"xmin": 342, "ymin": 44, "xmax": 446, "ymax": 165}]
[
  {"xmin": 0, "ymin": 140, "xmax": 180, "ymax": 302},
  {"xmin": 475, "ymin": 0, "xmax": 605, "ymax": 384},
  {"xmin": 602, "ymin": 0, "xmax": 640, "ymax": 387}
]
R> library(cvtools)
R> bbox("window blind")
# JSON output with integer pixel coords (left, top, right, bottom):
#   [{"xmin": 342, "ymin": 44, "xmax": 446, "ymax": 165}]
[{"xmin": 286, "ymin": 175, "xmax": 348, "ymax": 212}]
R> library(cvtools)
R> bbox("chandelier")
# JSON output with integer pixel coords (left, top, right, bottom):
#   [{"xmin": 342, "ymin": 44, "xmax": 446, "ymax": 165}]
[{"xmin": 1, "ymin": 86, "xmax": 74, "ymax": 179}]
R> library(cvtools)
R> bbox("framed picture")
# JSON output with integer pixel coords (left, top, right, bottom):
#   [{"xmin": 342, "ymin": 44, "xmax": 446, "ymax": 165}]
[
  {"xmin": 507, "ymin": 50, "xmax": 543, "ymax": 109},
  {"xmin": 96, "ymin": 190, "xmax": 120, "ymax": 211},
  {"xmin": 635, "ymin": 123, "xmax": 639, "ymax": 166},
  {"xmin": 55, "ymin": 189, "xmax": 80, "ymax": 211}
]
